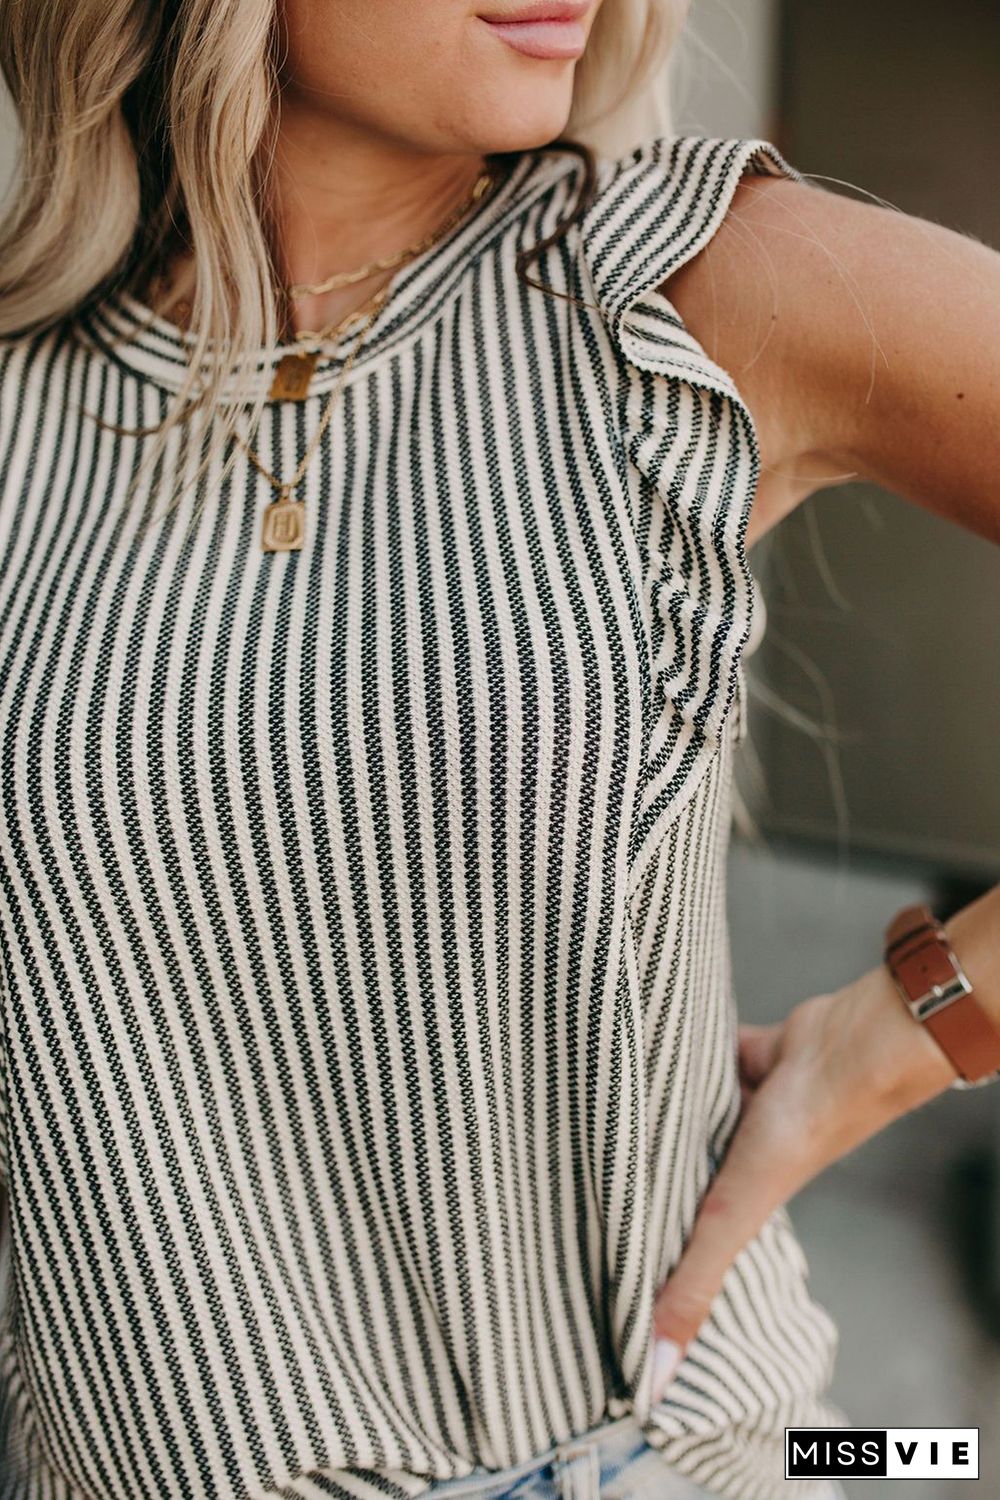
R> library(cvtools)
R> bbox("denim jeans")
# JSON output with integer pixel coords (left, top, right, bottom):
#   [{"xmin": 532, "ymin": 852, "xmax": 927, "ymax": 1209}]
[{"xmin": 422, "ymin": 1411, "xmax": 848, "ymax": 1499}]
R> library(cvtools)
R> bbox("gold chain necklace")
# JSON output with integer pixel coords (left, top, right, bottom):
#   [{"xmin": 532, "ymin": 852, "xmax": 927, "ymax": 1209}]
[
  {"xmin": 245, "ymin": 162, "xmax": 497, "ymax": 547},
  {"xmin": 287, "ymin": 167, "xmax": 494, "ymax": 300},
  {"xmin": 240, "ymin": 285, "xmax": 389, "ymax": 553},
  {"xmin": 291, "ymin": 280, "xmax": 394, "ymax": 349},
  {"xmin": 268, "ymin": 165, "xmax": 494, "ymax": 402}
]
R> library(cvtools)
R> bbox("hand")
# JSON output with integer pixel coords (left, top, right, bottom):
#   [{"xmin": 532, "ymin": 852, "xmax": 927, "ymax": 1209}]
[{"xmin": 648, "ymin": 965, "xmax": 959, "ymax": 1401}]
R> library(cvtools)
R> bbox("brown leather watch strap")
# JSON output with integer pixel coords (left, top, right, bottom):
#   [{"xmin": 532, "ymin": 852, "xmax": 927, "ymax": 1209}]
[{"xmin": 885, "ymin": 903, "xmax": 1000, "ymax": 1085}]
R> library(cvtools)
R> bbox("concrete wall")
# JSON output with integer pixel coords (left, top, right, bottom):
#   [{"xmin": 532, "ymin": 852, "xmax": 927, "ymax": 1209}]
[{"xmin": 674, "ymin": 0, "xmax": 778, "ymax": 139}]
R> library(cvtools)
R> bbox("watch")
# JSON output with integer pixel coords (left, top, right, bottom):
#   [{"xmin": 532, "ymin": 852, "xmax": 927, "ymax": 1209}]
[{"xmin": 884, "ymin": 903, "xmax": 1000, "ymax": 1089}]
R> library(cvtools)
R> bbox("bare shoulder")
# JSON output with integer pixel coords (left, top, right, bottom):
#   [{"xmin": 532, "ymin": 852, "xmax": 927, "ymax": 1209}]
[
  {"xmin": 663, "ymin": 173, "xmax": 1000, "ymax": 546},
  {"xmin": 663, "ymin": 175, "xmax": 897, "ymax": 544},
  {"xmin": 665, "ymin": 173, "xmax": 887, "ymax": 385}
]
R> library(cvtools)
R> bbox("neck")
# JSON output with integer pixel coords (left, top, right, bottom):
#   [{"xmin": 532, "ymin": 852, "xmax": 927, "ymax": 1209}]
[
  {"xmin": 148, "ymin": 101, "xmax": 496, "ymax": 339},
  {"xmin": 270, "ymin": 101, "xmax": 491, "ymax": 336}
]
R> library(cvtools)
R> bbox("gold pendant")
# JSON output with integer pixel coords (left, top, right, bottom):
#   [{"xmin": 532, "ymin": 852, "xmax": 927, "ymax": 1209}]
[
  {"xmin": 269, "ymin": 350, "xmax": 319, "ymax": 402},
  {"xmin": 262, "ymin": 494, "xmax": 305, "ymax": 552}
]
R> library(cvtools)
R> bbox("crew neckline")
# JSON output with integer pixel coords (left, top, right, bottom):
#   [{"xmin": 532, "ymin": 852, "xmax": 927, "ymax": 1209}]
[{"xmin": 80, "ymin": 146, "xmax": 581, "ymax": 403}]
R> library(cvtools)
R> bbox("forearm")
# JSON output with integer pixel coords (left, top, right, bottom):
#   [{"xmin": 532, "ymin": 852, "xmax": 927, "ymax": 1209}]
[
  {"xmin": 650, "ymin": 884, "xmax": 1000, "ymax": 1356},
  {"xmin": 831, "ymin": 884, "xmax": 1000, "ymax": 1127}
]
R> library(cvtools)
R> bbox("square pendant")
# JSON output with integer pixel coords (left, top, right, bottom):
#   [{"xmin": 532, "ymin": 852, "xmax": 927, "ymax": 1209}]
[
  {"xmin": 268, "ymin": 351, "xmax": 319, "ymax": 402},
  {"xmin": 262, "ymin": 497, "xmax": 305, "ymax": 552}
]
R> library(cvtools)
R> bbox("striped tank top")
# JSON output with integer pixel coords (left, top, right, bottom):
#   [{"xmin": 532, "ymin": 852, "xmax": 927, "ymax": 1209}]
[{"xmin": 0, "ymin": 136, "xmax": 846, "ymax": 1500}]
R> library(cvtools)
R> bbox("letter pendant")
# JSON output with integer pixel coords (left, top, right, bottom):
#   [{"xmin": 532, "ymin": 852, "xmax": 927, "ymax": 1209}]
[{"xmin": 262, "ymin": 492, "xmax": 304, "ymax": 552}]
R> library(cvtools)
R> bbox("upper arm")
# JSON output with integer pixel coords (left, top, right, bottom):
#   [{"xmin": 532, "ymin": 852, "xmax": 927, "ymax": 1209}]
[{"xmin": 663, "ymin": 173, "xmax": 1000, "ymax": 548}]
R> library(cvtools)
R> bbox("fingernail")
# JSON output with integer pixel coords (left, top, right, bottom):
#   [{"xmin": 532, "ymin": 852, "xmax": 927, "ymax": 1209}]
[{"xmin": 651, "ymin": 1337, "xmax": 682, "ymax": 1401}]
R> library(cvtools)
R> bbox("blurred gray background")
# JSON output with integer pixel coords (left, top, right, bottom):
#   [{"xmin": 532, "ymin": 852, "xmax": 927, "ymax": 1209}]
[{"xmin": 2, "ymin": 2, "xmax": 998, "ymax": 1494}]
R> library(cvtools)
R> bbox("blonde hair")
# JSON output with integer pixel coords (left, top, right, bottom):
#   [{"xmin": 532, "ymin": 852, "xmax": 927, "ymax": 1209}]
[{"xmin": 0, "ymin": 0, "xmax": 687, "ymax": 523}]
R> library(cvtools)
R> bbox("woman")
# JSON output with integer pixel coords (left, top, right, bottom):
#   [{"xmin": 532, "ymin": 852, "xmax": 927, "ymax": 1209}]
[{"xmin": 0, "ymin": 1, "xmax": 998, "ymax": 1498}]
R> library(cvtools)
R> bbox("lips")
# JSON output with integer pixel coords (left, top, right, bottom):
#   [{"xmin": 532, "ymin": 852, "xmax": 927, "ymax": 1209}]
[{"xmin": 479, "ymin": 2, "xmax": 590, "ymax": 60}]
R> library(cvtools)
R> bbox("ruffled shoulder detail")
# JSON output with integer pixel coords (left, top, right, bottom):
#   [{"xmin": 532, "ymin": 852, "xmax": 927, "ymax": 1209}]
[{"xmin": 577, "ymin": 136, "xmax": 802, "ymax": 887}]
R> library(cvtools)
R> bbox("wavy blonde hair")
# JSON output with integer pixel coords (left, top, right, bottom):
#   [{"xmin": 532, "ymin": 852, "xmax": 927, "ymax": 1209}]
[{"xmin": 0, "ymin": 0, "xmax": 688, "ymax": 521}]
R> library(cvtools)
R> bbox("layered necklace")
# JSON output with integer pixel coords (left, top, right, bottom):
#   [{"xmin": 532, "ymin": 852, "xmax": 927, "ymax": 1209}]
[{"xmin": 228, "ymin": 163, "xmax": 496, "ymax": 552}]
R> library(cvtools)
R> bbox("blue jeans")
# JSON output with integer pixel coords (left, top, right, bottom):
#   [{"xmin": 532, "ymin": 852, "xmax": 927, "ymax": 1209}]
[{"xmin": 422, "ymin": 1411, "xmax": 848, "ymax": 1499}]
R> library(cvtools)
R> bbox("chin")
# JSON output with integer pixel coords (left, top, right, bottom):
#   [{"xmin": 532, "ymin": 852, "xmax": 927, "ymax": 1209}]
[
  {"xmin": 485, "ymin": 113, "xmax": 576, "ymax": 153},
  {"xmin": 455, "ymin": 86, "xmax": 578, "ymax": 155}
]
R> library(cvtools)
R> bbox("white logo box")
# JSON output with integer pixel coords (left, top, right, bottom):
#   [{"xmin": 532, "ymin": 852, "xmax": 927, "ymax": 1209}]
[{"xmin": 784, "ymin": 1427, "xmax": 979, "ymax": 1480}]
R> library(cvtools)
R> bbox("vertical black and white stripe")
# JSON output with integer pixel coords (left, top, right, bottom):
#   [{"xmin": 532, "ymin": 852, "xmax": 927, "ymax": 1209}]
[{"xmin": 0, "ymin": 137, "xmax": 846, "ymax": 1500}]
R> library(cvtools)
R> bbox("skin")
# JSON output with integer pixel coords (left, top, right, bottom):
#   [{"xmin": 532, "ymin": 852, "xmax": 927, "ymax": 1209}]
[
  {"xmin": 160, "ymin": 0, "xmax": 603, "ymax": 330},
  {"xmin": 265, "ymin": 0, "xmax": 603, "ymax": 336},
  {"xmin": 205, "ymin": 0, "xmax": 1000, "ymax": 1397},
  {"xmin": 651, "ymin": 180, "xmax": 1000, "ymax": 1380}
]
